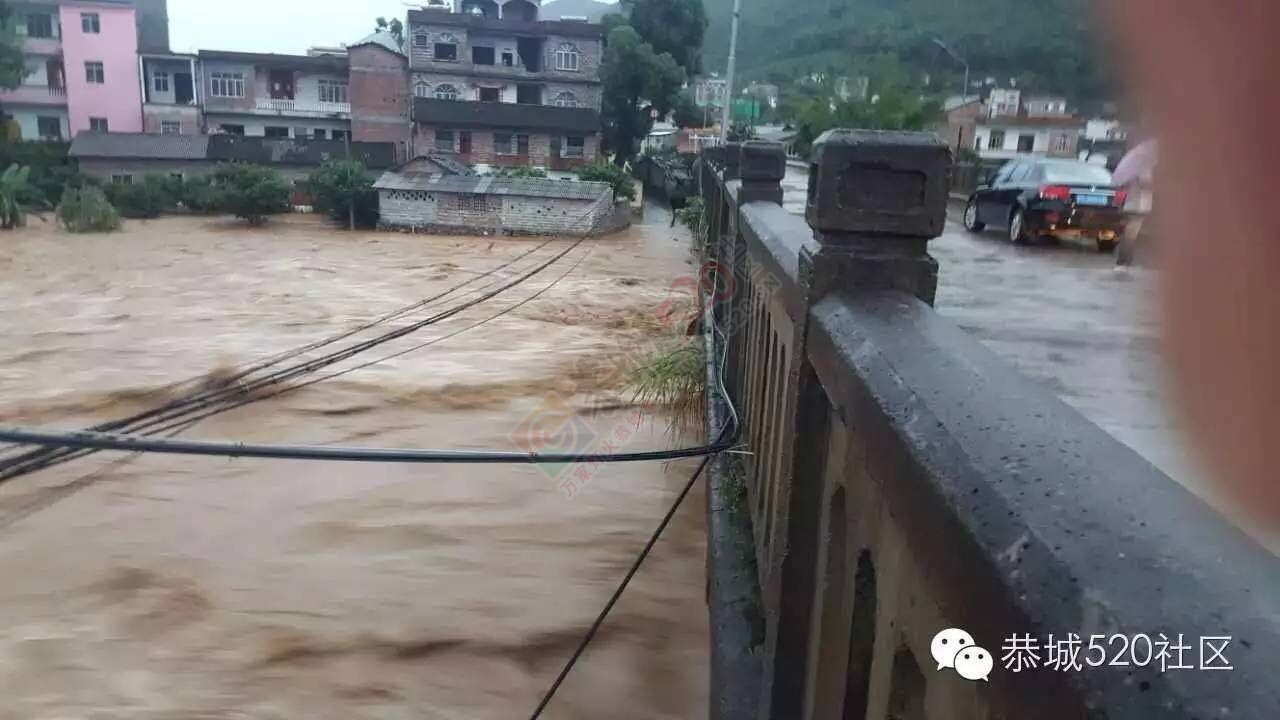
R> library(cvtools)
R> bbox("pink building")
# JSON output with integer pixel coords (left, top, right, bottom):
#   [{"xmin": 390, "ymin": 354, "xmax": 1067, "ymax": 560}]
[{"xmin": 59, "ymin": 0, "xmax": 143, "ymax": 134}]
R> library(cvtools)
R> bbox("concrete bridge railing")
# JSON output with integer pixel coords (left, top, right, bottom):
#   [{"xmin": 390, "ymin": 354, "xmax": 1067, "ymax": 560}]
[{"xmin": 698, "ymin": 131, "xmax": 1280, "ymax": 720}]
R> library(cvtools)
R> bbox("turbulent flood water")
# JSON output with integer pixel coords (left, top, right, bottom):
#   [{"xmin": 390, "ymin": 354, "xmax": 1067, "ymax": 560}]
[{"xmin": 0, "ymin": 209, "xmax": 710, "ymax": 718}]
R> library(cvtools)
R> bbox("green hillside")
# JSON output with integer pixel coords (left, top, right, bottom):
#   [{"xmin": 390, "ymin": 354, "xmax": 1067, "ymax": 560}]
[{"xmin": 701, "ymin": 0, "xmax": 1113, "ymax": 105}]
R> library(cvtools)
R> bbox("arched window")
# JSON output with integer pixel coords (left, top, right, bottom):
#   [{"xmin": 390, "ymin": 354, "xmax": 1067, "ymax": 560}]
[
  {"xmin": 434, "ymin": 84, "xmax": 459, "ymax": 100},
  {"xmin": 554, "ymin": 43, "xmax": 580, "ymax": 72},
  {"xmin": 554, "ymin": 91, "xmax": 578, "ymax": 108},
  {"xmin": 414, "ymin": 81, "xmax": 430, "ymax": 98}
]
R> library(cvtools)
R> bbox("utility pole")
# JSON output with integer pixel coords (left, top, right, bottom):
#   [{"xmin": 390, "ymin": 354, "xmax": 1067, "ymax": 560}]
[{"xmin": 719, "ymin": 0, "xmax": 741, "ymax": 143}]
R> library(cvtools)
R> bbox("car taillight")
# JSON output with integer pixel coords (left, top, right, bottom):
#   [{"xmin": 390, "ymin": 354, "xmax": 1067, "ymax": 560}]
[
  {"xmin": 1038, "ymin": 184, "xmax": 1071, "ymax": 201},
  {"xmin": 1113, "ymin": 189, "xmax": 1128, "ymax": 206}
]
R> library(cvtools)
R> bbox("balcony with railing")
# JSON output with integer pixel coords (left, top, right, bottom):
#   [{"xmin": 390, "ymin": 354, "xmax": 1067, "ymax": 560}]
[
  {"xmin": 252, "ymin": 98, "xmax": 351, "ymax": 119},
  {"xmin": 0, "ymin": 84, "xmax": 67, "ymax": 106},
  {"xmin": 21, "ymin": 34, "xmax": 61, "ymax": 55}
]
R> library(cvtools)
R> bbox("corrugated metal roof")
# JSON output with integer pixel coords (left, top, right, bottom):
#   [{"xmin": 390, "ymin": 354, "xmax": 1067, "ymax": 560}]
[
  {"xmin": 374, "ymin": 171, "xmax": 610, "ymax": 200},
  {"xmin": 68, "ymin": 131, "xmax": 210, "ymax": 160}
]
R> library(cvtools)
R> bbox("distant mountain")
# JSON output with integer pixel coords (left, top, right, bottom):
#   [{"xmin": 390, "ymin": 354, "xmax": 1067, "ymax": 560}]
[
  {"xmin": 540, "ymin": 0, "xmax": 619, "ymax": 22},
  {"xmin": 701, "ymin": 0, "xmax": 1111, "ymax": 105}
]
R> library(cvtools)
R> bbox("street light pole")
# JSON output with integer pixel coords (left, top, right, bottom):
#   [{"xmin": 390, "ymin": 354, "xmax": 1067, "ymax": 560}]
[
  {"xmin": 719, "ymin": 0, "xmax": 741, "ymax": 142},
  {"xmin": 932, "ymin": 38, "xmax": 969, "ymax": 100}
]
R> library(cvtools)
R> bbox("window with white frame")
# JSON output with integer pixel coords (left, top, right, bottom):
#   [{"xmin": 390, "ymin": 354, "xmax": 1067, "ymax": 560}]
[
  {"xmin": 555, "ymin": 43, "xmax": 580, "ymax": 72},
  {"xmin": 319, "ymin": 79, "xmax": 348, "ymax": 104},
  {"xmin": 154, "ymin": 71, "xmax": 170, "ymax": 93},
  {"xmin": 89, "ymin": 117, "xmax": 109, "ymax": 132},
  {"xmin": 84, "ymin": 62, "xmax": 105, "ymax": 84},
  {"xmin": 81, "ymin": 13, "xmax": 100, "ymax": 33},
  {"xmin": 414, "ymin": 81, "xmax": 430, "ymax": 98},
  {"xmin": 1053, "ymin": 134, "xmax": 1070, "ymax": 153},
  {"xmin": 160, "ymin": 120, "xmax": 181, "ymax": 135},
  {"xmin": 111, "ymin": 174, "xmax": 133, "ymax": 185},
  {"xmin": 553, "ymin": 91, "xmax": 578, "ymax": 108},
  {"xmin": 563, "ymin": 135, "xmax": 585, "ymax": 157},
  {"xmin": 433, "ymin": 84, "xmax": 458, "ymax": 100},
  {"xmin": 210, "ymin": 71, "xmax": 245, "ymax": 98}
]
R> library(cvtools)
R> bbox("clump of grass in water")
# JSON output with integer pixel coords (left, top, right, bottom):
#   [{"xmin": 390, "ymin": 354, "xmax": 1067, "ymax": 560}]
[{"xmin": 628, "ymin": 340, "xmax": 707, "ymax": 438}]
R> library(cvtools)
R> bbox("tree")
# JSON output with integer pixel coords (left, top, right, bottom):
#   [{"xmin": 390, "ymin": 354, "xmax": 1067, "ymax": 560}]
[
  {"xmin": 0, "ymin": 3, "xmax": 27, "ymax": 92},
  {"xmin": 214, "ymin": 164, "xmax": 290, "ymax": 226},
  {"xmin": 0, "ymin": 164, "xmax": 35, "ymax": 228},
  {"xmin": 56, "ymin": 185, "xmax": 121, "ymax": 233},
  {"xmin": 375, "ymin": 16, "xmax": 405, "ymax": 45},
  {"xmin": 671, "ymin": 89, "xmax": 702, "ymax": 128},
  {"xmin": 624, "ymin": 0, "xmax": 707, "ymax": 74},
  {"xmin": 578, "ymin": 162, "xmax": 636, "ymax": 202},
  {"xmin": 600, "ymin": 25, "xmax": 685, "ymax": 165},
  {"xmin": 307, "ymin": 160, "xmax": 378, "ymax": 230}
]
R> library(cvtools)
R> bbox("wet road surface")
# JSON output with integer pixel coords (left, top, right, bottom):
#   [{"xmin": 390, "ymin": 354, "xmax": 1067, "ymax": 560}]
[
  {"xmin": 785, "ymin": 165, "xmax": 1274, "ymax": 548},
  {"xmin": 0, "ymin": 207, "xmax": 711, "ymax": 718}
]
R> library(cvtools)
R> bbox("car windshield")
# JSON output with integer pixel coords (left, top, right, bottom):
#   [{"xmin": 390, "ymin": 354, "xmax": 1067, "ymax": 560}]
[{"xmin": 1042, "ymin": 163, "xmax": 1114, "ymax": 184}]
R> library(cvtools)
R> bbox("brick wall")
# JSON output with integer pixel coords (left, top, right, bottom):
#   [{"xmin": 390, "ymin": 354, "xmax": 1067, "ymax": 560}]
[
  {"xmin": 543, "ymin": 33, "xmax": 601, "ymax": 82},
  {"xmin": 142, "ymin": 106, "xmax": 201, "ymax": 135},
  {"xmin": 349, "ymin": 44, "xmax": 411, "ymax": 161},
  {"xmin": 408, "ymin": 23, "xmax": 471, "ymax": 70},
  {"xmin": 378, "ymin": 187, "xmax": 609, "ymax": 235},
  {"xmin": 379, "ymin": 188, "xmax": 440, "ymax": 227},
  {"xmin": 544, "ymin": 82, "xmax": 600, "ymax": 110}
]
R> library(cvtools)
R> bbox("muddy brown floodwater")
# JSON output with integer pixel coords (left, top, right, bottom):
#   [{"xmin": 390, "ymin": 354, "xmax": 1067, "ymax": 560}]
[{"xmin": 0, "ymin": 207, "xmax": 710, "ymax": 719}]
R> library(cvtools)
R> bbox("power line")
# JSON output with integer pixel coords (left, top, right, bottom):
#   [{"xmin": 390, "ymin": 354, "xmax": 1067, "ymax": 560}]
[
  {"xmin": 0, "ymin": 238, "xmax": 586, "ymax": 481},
  {"xmin": 0, "ymin": 424, "xmax": 737, "ymax": 465},
  {"xmin": 0, "ymin": 239, "xmax": 565, "ymax": 476},
  {"xmin": 527, "ymin": 303, "xmax": 739, "ymax": 718}
]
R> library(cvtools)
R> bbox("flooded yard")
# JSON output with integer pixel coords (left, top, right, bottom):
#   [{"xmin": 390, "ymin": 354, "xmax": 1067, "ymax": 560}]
[{"xmin": 0, "ymin": 209, "xmax": 709, "ymax": 718}]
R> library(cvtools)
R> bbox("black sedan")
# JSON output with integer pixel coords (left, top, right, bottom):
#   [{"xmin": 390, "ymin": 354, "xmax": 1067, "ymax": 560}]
[{"xmin": 962, "ymin": 158, "xmax": 1127, "ymax": 251}]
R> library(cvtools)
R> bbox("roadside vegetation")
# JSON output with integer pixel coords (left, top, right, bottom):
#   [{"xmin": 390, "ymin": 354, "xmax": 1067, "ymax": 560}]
[
  {"xmin": 306, "ymin": 160, "xmax": 378, "ymax": 230},
  {"xmin": 56, "ymin": 186, "xmax": 121, "ymax": 233},
  {"xmin": 578, "ymin": 162, "xmax": 637, "ymax": 201}
]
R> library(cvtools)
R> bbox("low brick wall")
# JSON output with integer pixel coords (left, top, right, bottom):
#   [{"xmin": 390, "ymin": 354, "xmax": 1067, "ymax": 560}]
[{"xmin": 377, "ymin": 187, "xmax": 609, "ymax": 236}]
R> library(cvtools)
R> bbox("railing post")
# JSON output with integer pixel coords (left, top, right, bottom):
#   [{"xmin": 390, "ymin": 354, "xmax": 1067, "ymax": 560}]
[
  {"xmin": 737, "ymin": 140, "xmax": 786, "ymax": 205},
  {"xmin": 761, "ymin": 129, "xmax": 950, "ymax": 719},
  {"xmin": 803, "ymin": 129, "xmax": 949, "ymax": 305}
]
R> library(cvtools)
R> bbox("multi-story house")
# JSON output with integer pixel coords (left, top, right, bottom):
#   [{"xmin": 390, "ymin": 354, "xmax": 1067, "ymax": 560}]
[
  {"xmin": 406, "ymin": 2, "xmax": 603, "ymax": 171},
  {"xmin": 1, "ymin": 0, "xmax": 143, "ymax": 141},
  {"xmin": 196, "ymin": 49, "xmax": 352, "ymax": 140},
  {"xmin": 138, "ymin": 50, "xmax": 199, "ymax": 134}
]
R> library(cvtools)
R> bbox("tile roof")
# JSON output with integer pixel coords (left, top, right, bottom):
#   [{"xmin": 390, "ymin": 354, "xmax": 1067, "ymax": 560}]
[
  {"xmin": 374, "ymin": 171, "xmax": 611, "ymax": 200},
  {"xmin": 413, "ymin": 98, "xmax": 601, "ymax": 133},
  {"xmin": 206, "ymin": 136, "xmax": 398, "ymax": 169},
  {"xmin": 68, "ymin": 131, "xmax": 210, "ymax": 160}
]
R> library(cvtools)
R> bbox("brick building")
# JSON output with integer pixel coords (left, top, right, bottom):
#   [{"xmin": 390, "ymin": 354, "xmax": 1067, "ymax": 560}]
[
  {"xmin": 406, "ymin": 3, "xmax": 603, "ymax": 172},
  {"xmin": 347, "ymin": 30, "xmax": 412, "ymax": 162}
]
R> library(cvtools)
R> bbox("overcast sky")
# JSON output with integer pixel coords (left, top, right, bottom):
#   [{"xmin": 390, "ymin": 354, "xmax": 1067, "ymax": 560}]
[{"xmin": 168, "ymin": 0, "xmax": 413, "ymax": 55}]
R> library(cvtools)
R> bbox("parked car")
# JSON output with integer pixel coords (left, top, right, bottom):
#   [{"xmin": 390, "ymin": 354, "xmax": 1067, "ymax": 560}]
[{"xmin": 962, "ymin": 158, "xmax": 1127, "ymax": 251}]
